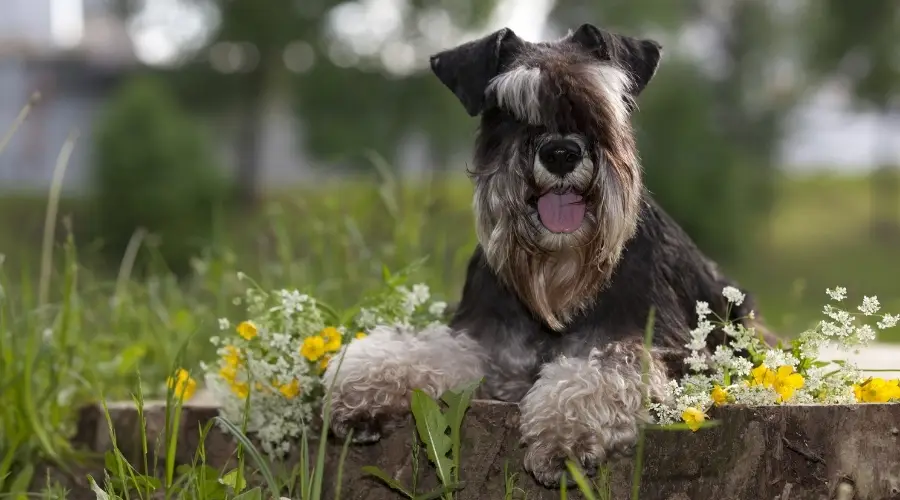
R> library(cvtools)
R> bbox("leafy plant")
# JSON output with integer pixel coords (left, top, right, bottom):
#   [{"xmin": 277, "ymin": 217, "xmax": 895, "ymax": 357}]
[{"xmin": 363, "ymin": 380, "xmax": 481, "ymax": 499}]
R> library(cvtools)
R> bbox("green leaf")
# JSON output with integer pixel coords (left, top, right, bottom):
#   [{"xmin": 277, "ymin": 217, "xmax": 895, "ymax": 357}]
[
  {"xmin": 213, "ymin": 416, "xmax": 280, "ymax": 498},
  {"xmin": 8, "ymin": 462, "xmax": 34, "ymax": 495},
  {"xmin": 232, "ymin": 487, "xmax": 263, "ymax": 500},
  {"xmin": 220, "ymin": 468, "xmax": 247, "ymax": 493},
  {"xmin": 361, "ymin": 466, "xmax": 414, "ymax": 498},
  {"xmin": 88, "ymin": 475, "xmax": 112, "ymax": 500},
  {"xmin": 410, "ymin": 389, "xmax": 454, "ymax": 485},
  {"xmin": 412, "ymin": 482, "xmax": 467, "ymax": 500},
  {"xmin": 440, "ymin": 379, "xmax": 481, "ymax": 480}
]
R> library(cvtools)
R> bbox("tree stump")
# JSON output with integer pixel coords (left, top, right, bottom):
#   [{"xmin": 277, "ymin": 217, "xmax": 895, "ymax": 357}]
[{"xmin": 65, "ymin": 400, "xmax": 900, "ymax": 500}]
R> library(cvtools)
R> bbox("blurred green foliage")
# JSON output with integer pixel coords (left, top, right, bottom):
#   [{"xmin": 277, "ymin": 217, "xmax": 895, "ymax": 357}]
[{"xmin": 91, "ymin": 74, "xmax": 229, "ymax": 275}]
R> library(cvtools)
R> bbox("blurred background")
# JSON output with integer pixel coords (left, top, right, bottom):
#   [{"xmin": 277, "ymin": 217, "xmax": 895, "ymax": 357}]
[{"xmin": 1, "ymin": 0, "xmax": 899, "ymax": 343}]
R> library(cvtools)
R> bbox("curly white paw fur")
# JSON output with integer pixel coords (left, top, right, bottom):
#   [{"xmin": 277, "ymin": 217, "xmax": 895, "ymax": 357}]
[{"xmin": 321, "ymin": 324, "xmax": 484, "ymax": 443}]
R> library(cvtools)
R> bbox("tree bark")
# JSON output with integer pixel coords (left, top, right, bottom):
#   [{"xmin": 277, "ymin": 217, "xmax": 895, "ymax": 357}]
[
  {"xmin": 61, "ymin": 400, "xmax": 900, "ymax": 500},
  {"xmin": 233, "ymin": 68, "xmax": 267, "ymax": 208}
]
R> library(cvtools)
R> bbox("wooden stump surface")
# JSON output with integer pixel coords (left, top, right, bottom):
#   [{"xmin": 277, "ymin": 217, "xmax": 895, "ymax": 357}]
[{"xmin": 60, "ymin": 400, "xmax": 900, "ymax": 500}]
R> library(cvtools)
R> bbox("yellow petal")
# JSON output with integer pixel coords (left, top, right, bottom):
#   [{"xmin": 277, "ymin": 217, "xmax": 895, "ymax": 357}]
[
  {"xmin": 681, "ymin": 407, "xmax": 706, "ymax": 432},
  {"xmin": 300, "ymin": 336, "xmax": 326, "ymax": 362},
  {"xmin": 711, "ymin": 385, "xmax": 728, "ymax": 406},
  {"xmin": 776, "ymin": 365, "xmax": 794, "ymax": 378},
  {"xmin": 785, "ymin": 373, "xmax": 805, "ymax": 389},
  {"xmin": 236, "ymin": 321, "xmax": 258, "ymax": 340}
]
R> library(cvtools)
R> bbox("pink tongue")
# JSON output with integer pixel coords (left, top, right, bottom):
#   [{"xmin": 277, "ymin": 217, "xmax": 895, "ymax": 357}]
[{"xmin": 537, "ymin": 192, "xmax": 586, "ymax": 233}]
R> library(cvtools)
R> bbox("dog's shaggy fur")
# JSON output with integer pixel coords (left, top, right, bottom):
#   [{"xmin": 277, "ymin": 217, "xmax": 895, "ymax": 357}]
[{"xmin": 322, "ymin": 24, "xmax": 775, "ymax": 487}]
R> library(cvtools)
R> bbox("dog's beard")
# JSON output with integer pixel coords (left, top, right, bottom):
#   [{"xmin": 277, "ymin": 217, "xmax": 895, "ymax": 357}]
[{"xmin": 473, "ymin": 139, "xmax": 642, "ymax": 331}]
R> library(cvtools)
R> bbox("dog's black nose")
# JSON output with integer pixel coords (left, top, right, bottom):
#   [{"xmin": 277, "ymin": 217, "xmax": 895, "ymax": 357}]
[{"xmin": 538, "ymin": 139, "xmax": 582, "ymax": 176}]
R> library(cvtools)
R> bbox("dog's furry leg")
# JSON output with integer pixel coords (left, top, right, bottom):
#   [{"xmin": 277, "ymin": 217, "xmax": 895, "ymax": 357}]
[
  {"xmin": 322, "ymin": 324, "xmax": 484, "ymax": 443},
  {"xmin": 519, "ymin": 341, "xmax": 669, "ymax": 487}
]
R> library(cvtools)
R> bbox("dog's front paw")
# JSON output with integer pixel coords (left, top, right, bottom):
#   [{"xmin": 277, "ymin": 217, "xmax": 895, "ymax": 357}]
[
  {"xmin": 323, "ymin": 368, "xmax": 413, "ymax": 444},
  {"xmin": 521, "ymin": 424, "xmax": 638, "ymax": 488},
  {"xmin": 518, "ymin": 350, "xmax": 653, "ymax": 488},
  {"xmin": 326, "ymin": 397, "xmax": 406, "ymax": 444}
]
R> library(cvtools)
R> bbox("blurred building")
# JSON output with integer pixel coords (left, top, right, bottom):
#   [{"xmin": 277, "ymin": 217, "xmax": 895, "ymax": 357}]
[{"xmin": 0, "ymin": 0, "xmax": 135, "ymax": 192}]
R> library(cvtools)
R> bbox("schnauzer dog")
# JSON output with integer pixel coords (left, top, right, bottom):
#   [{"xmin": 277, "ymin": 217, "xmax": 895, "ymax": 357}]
[{"xmin": 322, "ymin": 23, "xmax": 774, "ymax": 487}]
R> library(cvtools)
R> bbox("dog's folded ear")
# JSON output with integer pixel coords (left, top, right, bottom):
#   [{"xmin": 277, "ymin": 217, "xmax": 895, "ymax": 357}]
[
  {"xmin": 570, "ymin": 23, "xmax": 662, "ymax": 97},
  {"xmin": 429, "ymin": 28, "xmax": 526, "ymax": 117}
]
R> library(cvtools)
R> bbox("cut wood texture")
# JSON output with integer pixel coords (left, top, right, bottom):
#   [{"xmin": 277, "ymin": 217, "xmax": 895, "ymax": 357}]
[{"xmin": 64, "ymin": 400, "xmax": 900, "ymax": 500}]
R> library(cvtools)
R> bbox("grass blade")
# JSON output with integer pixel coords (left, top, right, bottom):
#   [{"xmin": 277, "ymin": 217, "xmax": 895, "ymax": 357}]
[
  {"xmin": 213, "ymin": 416, "xmax": 280, "ymax": 497},
  {"xmin": 564, "ymin": 461, "xmax": 597, "ymax": 500},
  {"xmin": 360, "ymin": 466, "xmax": 413, "ymax": 499}
]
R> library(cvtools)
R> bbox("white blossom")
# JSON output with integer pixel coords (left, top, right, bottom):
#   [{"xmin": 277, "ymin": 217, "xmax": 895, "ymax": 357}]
[
  {"xmin": 877, "ymin": 314, "xmax": 899, "ymax": 330},
  {"xmin": 858, "ymin": 296, "xmax": 880, "ymax": 316},
  {"xmin": 648, "ymin": 286, "xmax": 898, "ymax": 426},
  {"xmin": 826, "ymin": 286, "xmax": 847, "ymax": 302},
  {"xmin": 722, "ymin": 286, "xmax": 745, "ymax": 306}
]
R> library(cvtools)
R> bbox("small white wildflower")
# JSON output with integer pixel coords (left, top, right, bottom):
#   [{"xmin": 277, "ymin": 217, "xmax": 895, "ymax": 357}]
[
  {"xmin": 877, "ymin": 314, "xmax": 899, "ymax": 329},
  {"xmin": 232, "ymin": 297, "xmax": 242, "ymax": 306},
  {"xmin": 428, "ymin": 301, "xmax": 448, "ymax": 316},
  {"xmin": 858, "ymin": 296, "xmax": 880, "ymax": 316},
  {"xmin": 42, "ymin": 328, "xmax": 54, "ymax": 341},
  {"xmin": 236, "ymin": 272, "xmax": 247, "ymax": 281},
  {"xmin": 722, "ymin": 286, "xmax": 745, "ymax": 306},
  {"xmin": 411, "ymin": 284, "xmax": 430, "ymax": 305},
  {"xmin": 730, "ymin": 357, "xmax": 753, "ymax": 378},
  {"xmin": 695, "ymin": 301, "xmax": 711, "ymax": 319},
  {"xmin": 854, "ymin": 324, "xmax": 876, "ymax": 344},
  {"xmin": 826, "ymin": 286, "xmax": 847, "ymax": 302},
  {"xmin": 218, "ymin": 318, "xmax": 231, "ymax": 330},
  {"xmin": 761, "ymin": 348, "xmax": 799, "ymax": 369},
  {"xmin": 685, "ymin": 351, "xmax": 708, "ymax": 372},
  {"xmin": 747, "ymin": 310, "xmax": 755, "ymax": 320}
]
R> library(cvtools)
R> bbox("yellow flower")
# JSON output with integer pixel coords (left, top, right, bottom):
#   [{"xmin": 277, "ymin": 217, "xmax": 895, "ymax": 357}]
[
  {"xmin": 230, "ymin": 381, "xmax": 249, "ymax": 399},
  {"xmin": 219, "ymin": 364, "xmax": 238, "ymax": 382},
  {"xmin": 278, "ymin": 380, "xmax": 301, "ymax": 400},
  {"xmin": 318, "ymin": 354, "xmax": 332, "ymax": 374},
  {"xmin": 750, "ymin": 365, "xmax": 776, "ymax": 388},
  {"xmin": 236, "ymin": 321, "xmax": 258, "ymax": 340},
  {"xmin": 681, "ymin": 407, "xmax": 706, "ymax": 432},
  {"xmin": 772, "ymin": 366, "xmax": 804, "ymax": 403},
  {"xmin": 321, "ymin": 327, "xmax": 342, "ymax": 352},
  {"xmin": 167, "ymin": 368, "xmax": 197, "ymax": 402},
  {"xmin": 301, "ymin": 336, "xmax": 326, "ymax": 361},
  {"xmin": 355, "ymin": 332, "xmax": 367, "ymax": 340},
  {"xmin": 711, "ymin": 385, "xmax": 729, "ymax": 406},
  {"xmin": 222, "ymin": 345, "xmax": 242, "ymax": 366},
  {"xmin": 854, "ymin": 378, "xmax": 900, "ymax": 403}
]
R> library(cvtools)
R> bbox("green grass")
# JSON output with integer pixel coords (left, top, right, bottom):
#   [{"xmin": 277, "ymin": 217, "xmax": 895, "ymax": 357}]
[{"xmin": 2, "ymin": 148, "xmax": 900, "ymax": 497}]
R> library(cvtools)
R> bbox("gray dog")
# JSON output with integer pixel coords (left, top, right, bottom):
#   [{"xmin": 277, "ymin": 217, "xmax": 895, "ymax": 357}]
[{"xmin": 322, "ymin": 24, "xmax": 772, "ymax": 487}]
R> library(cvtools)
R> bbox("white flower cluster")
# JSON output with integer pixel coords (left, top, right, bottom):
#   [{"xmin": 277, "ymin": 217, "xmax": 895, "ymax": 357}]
[
  {"xmin": 203, "ymin": 286, "xmax": 327, "ymax": 457},
  {"xmin": 356, "ymin": 282, "xmax": 447, "ymax": 332},
  {"xmin": 203, "ymin": 271, "xmax": 450, "ymax": 458},
  {"xmin": 650, "ymin": 286, "xmax": 899, "ymax": 427}
]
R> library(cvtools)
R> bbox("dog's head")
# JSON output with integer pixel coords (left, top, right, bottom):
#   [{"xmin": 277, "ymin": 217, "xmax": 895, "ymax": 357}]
[{"xmin": 430, "ymin": 24, "xmax": 662, "ymax": 330}]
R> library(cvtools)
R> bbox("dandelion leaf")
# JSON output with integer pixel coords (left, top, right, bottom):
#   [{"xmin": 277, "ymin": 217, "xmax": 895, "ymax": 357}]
[{"xmin": 410, "ymin": 389, "xmax": 454, "ymax": 485}]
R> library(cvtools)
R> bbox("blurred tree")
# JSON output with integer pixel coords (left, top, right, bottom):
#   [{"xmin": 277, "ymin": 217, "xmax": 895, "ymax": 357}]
[
  {"xmin": 548, "ymin": 0, "xmax": 815, "ymax": 263},
  {"xmin": 112, "ymin": 0, "xmax": 502, "ymax": 206},
  {"xmin": 92, "ymin": 74, "xmax": 228, "ymax": 275},
  {"xmin": 810, "ymin": 0, "xmax": 900, "ymax": 243}
]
